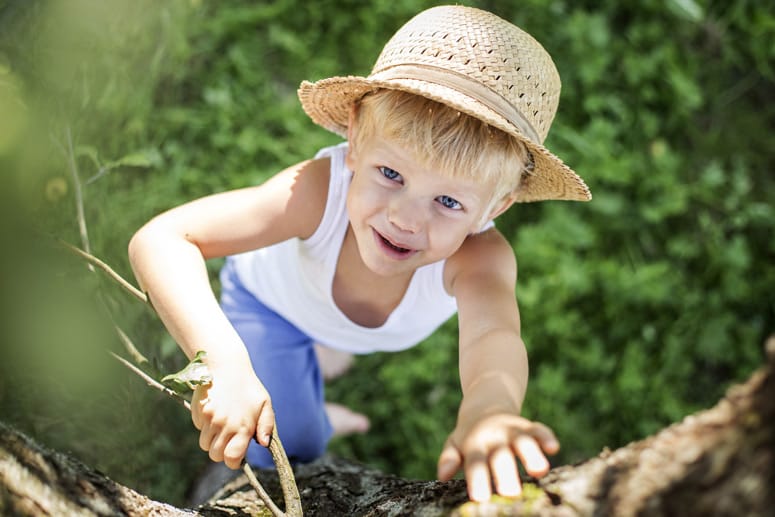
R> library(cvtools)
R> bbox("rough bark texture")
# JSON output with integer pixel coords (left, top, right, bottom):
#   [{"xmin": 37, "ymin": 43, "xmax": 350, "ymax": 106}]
[
  {"xmin": 537, "ymin": 337, "xmax": 775, "ymax": 517},
  {"xmin": 2, "ymin": 339, "xmax": 773, "ymax": 516},
  {"xmin": 0, "ymin": 420, "xmax": 192, "ymax": 516}
]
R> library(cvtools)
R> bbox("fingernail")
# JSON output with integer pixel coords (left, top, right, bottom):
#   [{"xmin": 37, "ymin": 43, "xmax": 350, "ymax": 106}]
[{"xmin": 439, "ymin": 459, "xmax": 456, "ymax": 477}]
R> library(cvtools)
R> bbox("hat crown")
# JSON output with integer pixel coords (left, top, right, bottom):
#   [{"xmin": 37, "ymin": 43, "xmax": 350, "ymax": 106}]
[{"xmin": 370, "ymin": 6, "xmax": 561, "ymax": 143}]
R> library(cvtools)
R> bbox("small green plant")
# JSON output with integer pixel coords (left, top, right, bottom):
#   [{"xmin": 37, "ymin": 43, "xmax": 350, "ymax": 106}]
[{"xmin": 161, "ymin": 351, "xmax": 213, "ymax": 394}]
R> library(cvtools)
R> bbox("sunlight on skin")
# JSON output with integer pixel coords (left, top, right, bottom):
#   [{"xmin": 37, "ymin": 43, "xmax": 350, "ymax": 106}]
[{"xmin": 438, "ymin": 415, "xmax": 559, "ymax": 502}]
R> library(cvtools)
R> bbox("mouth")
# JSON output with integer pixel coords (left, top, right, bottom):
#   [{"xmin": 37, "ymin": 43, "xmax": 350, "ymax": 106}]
[{"xmin": 372, "ymin": 229, "xmax": 416, "ymax": 259}]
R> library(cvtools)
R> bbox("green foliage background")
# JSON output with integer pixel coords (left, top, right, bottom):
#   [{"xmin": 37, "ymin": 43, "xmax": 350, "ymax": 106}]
[{"xmin": 1, "ymin": 0, "xmax": 772, "ymax": 506}]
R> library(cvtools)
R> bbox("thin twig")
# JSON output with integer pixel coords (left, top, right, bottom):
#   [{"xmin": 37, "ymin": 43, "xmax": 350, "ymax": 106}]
[
  {"xmin": 110, "ymin": 352, "xmax": 190, "ymax": 411},
  {"xmin": 244, "ymin": 458, "xmax": 285, "ymax": 517},
  {"xmin": 267, "ymin": 428, "xmax": 304, "ymax": 516},
  {"xmin": 111, "ymin": 351, "xmax": 300, "ymax": 516},
  {"xmin": 60, "ymin": 240, "xmax": 148, "ymax": 304},
  {"xmin": 86, "ymin": 165, "xmax": 110, "ymax": 185},
  {"xmin": 114, "ymin": 325, "xmax": 151, "ymax": 367},
  {"xmin": 64, "ymin": 126, "xmax": 93, "ymax": 260}
]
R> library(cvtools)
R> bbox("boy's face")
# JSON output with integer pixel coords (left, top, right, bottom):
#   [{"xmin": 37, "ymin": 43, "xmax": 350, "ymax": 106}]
[{"xmin": 345, "ymin": 131, "xmax": 506, "ymax": 278}]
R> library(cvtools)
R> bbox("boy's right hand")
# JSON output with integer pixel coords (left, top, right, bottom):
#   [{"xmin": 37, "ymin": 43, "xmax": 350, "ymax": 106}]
[{"xmin": 190, "ymin": 372, "xmax": 275, "ymax": 469}]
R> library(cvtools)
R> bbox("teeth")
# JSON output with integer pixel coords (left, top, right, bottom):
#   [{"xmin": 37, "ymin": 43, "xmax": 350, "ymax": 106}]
[{"xmin": 381, "ymin": 234, "xmax": 409, "ymax": 253}]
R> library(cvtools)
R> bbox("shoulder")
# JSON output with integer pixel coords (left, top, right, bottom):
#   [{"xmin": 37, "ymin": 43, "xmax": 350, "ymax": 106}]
[
  {"xmin": 443, "ymin": 228, "xmax": 517, "ymax": 297},
  {"xmin": 292, "ymin": 155, "xmax": 331, "ymax": 201},
  {"xmin": 283, "ymin": 155, "xmax": 331, "ymax": 239}
]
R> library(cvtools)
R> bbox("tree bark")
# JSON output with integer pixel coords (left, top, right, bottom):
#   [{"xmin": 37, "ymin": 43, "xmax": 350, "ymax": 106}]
[
  {"xmin": 0, "ymin": 420, "xmax": 192, "ymax": 516},
  {"xmin": 2, "ymin": 338, "xmax": 773, "ymax": 516}
]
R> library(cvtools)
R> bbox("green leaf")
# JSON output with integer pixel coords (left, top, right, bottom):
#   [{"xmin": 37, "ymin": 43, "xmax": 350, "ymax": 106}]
[
  {"xmin": 105, "ymin": 148, "xmax": 162, "ymax": 169},
  {"xmin": 666, "ymin": 0, "xmax": 704, "ymax": 23},
  {"xmin": 85, "ymin": 148, "xmax": 162, "ymax": 184},
  {"xmin": 75, "ymin": 145, "xmax": 102, "ymax": 170},
  {"xmin": 161, "ymin": 351, "xmax": 213, "ymax": 394}
]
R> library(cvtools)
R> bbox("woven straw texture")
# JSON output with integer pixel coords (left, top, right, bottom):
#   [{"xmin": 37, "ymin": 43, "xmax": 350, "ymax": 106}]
[{"xmin": 298, "ymin": 5, "xmax": 591, "ymax": 202}]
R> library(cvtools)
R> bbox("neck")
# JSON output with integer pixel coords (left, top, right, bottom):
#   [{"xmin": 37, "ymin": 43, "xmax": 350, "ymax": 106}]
[{"xmin": 333, "ymin": 225, "xmax": 413, "ymax": 328}]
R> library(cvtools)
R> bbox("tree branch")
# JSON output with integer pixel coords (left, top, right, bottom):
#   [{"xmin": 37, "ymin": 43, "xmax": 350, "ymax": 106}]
[
  {"xmin": 60, "ymin": 240, "xmax": 148, "ymax": 304},
  {"xmin": 110, "ymin": 352, "xmax": 191, "ymax": 411},
  {"xmin": 114, "ymin": 325, "xmax": 152, "ymax": 369}
]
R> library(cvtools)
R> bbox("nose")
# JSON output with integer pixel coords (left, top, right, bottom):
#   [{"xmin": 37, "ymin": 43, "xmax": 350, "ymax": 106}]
[{"xmin": 388, "ymin": 193, "xmax": 423, "ymax": 233}]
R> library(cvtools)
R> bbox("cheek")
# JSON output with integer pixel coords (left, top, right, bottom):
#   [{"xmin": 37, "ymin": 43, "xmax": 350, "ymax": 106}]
[
  {"xmin": 347, "ymin": 180, "xmax": 378, "ymax": 222},
  {"xmin": 345, "ymin": 188, "xmax": 361, "ymax": 222},
  {"xmin": 428, "ymin": 221, "xmax": 470, "ymax": 252},
  {"xmin": 350, "ymin": 178, "xmax": 387, "ymax": 211}
]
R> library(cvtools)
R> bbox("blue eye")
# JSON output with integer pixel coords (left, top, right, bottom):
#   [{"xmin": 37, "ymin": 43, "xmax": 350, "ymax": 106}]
[
  {"xmin": 437, "ymin": 195, "xmax": 462, "ymax": 210},
  {"xmin": 379, "ymin": 166, "xmax": 402, "ymax": 182}
]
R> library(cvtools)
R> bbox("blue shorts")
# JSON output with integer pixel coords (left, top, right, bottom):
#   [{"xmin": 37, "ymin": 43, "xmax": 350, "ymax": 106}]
[{"xmin": 219, "ymin": 258, "xmax": 332, "ymax": 467}]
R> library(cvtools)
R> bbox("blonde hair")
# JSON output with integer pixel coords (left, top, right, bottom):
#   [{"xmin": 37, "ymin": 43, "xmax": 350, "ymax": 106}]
[{"xmin": 351, "ymin": 89, "xmax": 531, "ymax": 208}]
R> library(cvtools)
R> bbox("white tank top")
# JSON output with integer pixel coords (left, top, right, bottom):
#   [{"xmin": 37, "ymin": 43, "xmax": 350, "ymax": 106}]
[{"xmin": 231, "ymin": 143, "xmax": 459, "ymax": 354}]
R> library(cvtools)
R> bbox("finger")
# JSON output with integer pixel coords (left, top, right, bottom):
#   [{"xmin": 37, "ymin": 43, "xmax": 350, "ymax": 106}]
[
  {"xmin": 464, "ymin": 450, "xmax": 492, "ymax": 502},
  {"xmin": 197, "ymin": 401, "xmax": 220, "ymax": 453},
  {"xmin": 190, "ymin": 388, "xmax": 208, "ymax": 430},
  {"xmin": 437, "ymin": 440, "xmax": 463, "ymax": 481},
  {"xmin": 191, "ymin": 405, "xmax": 203, "ymax": 430},
  {"xmin": 255, "ymin": 399, "xmax": 275, "ymax": 447},
  {"xmin": 208, "ymin": 429, "xmax": 235, "ymax": 464},
  {"xmin": 514, "ymin": 435, "xmax": 551, "ymax": 478},
  {"xmin": 223, "ymin": 432, "xmax": 251, "ymax": 470},
  {"xmin": 198, "ymin": 421, "xmax": 219, "ymax": 452},
  {"xmin": 490, "ymin": 446, "xmax": 521, "ymax": 497},
  {"xmin": 528, "ymin": 421, "xmax": 560, "ymax": 455}
]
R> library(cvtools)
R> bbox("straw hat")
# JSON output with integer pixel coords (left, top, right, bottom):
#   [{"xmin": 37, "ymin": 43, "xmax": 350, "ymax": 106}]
[{"xmin": 298, "ymin": 5, "xmax": 591, "ymax": 202}]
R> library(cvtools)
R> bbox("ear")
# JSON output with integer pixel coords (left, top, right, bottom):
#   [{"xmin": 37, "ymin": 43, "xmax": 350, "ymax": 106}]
[{"xmin": 485, "ymin": 194, "xmax": 516, "ymax": 222}]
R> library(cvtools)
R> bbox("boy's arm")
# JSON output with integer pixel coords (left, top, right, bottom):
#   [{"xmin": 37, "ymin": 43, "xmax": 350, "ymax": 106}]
[
  {"xmin": 128, "ymin": 158, "xmax": 330, "ymax": 468},
  {"xmin": 439, "ymin": 228, "xmax": 559, "ymax": 501}
]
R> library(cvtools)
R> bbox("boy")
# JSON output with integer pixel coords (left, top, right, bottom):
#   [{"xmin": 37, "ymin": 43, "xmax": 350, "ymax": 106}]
[{"xmin": 129, "ymin": 5, "xmax": 591, "ymax": 503}]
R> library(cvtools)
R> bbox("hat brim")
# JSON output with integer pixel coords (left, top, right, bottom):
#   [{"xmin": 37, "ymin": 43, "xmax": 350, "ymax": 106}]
[{"xmin": 298, "ymin": 76, "xmax": 591, "ymax": 203}]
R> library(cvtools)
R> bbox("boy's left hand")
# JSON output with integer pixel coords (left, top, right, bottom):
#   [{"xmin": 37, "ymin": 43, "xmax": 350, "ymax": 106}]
[{"xmin": 437, "ymin": 413, "xmax": 559, "ymax": 502}]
